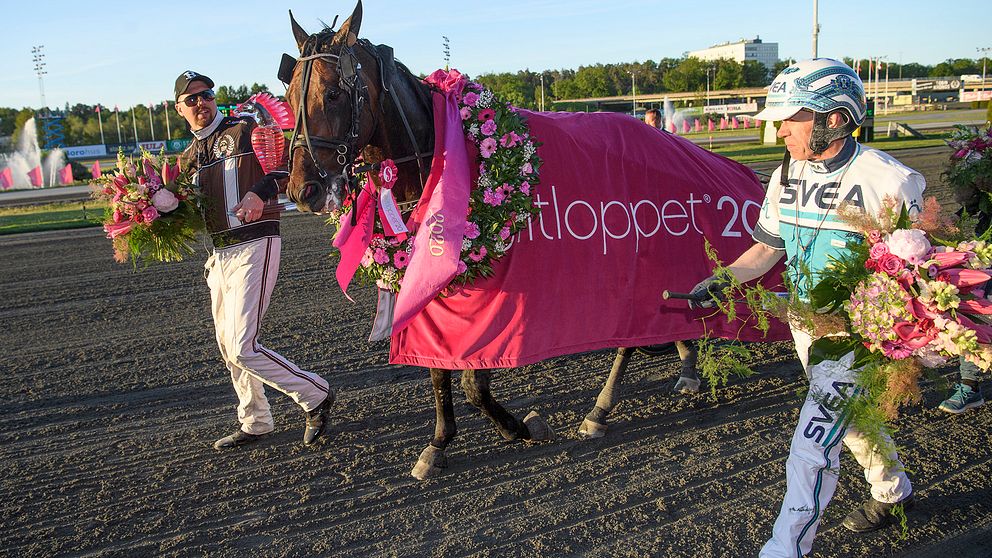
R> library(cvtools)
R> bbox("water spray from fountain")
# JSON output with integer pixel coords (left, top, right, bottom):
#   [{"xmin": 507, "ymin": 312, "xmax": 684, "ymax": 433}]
[{"xmin": 0, "ymin": 117, "xmax": 66, "ymax": 189}]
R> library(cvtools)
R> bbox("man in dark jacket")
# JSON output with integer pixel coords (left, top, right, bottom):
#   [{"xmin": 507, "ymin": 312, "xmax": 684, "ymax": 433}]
[{"xmin": 174, "ymin": 70, "xmax": 333, "ymax": 449}]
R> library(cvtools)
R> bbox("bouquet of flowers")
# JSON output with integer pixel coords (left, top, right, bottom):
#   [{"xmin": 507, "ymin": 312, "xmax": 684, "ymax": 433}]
[
  {"xmin": 93, "ymin": 150, "xmax": 203, "ymax": 265},
  {"xmin": 945, "ymin": 124, "xmax": 992, "ymax": 228}
]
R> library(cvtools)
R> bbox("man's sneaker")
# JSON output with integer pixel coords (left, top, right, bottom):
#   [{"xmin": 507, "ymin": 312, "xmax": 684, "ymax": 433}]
[
  {"xmin": 673, "ymin": 375, "xmax": 701, "ymax": 394},
  {"xmin": 303, "ymin": 392, "xmax": 335, "ymax": 446},
  {"xmin": 938, "ymin": 383, "xmax": 984, "ymax": 414},
  {"xmin": 842, "ymin": 495, "xmax": 914, "ymax": 533},
  {"xmin": 213, "ymin": 430, "xmax": 265, "ymax": 450}
]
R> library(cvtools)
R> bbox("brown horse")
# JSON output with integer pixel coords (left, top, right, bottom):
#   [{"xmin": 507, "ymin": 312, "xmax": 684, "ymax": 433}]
[{"xmin": 283, "ymin": 1, "xmax": 708, "ymax": 479}]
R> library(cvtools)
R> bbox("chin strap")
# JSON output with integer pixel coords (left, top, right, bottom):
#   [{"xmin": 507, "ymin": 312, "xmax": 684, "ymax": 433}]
[{"xmin": 780, "ymin": 149, "xmax": 791, "ymax": 188}]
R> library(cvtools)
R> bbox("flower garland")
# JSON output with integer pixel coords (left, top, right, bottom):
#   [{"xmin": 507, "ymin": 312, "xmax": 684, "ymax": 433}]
[
  {"xmin": 945, "ymin": 124, "xmax": 992, "ymax": 232},
  {"xmin": 337, "ymin": 69, "xmax": 543, "ymax": 292}
]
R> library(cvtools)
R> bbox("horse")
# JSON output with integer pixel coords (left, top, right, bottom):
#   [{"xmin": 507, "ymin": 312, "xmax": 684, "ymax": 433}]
[{"xmin": 282, "ymin": 1, "xmax": 774, "ymax": 479}]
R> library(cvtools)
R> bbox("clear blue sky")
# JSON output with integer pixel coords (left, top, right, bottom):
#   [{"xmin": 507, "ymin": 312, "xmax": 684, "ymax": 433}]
[{"xmin": 0, "ymin": 0, "xmax": 988, "ymax": 111}]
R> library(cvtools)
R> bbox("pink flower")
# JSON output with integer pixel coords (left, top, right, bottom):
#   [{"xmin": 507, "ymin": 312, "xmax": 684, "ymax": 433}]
[
  {"xmin": 479, "ymin": 137, "xmax": 498, "ymax": 158},
  {"xmin": 361, "ymin": 250, "xmax": 374, "ymax": 268},
  {"xmin": 468, "ymin": 246, "xmax": 488, "ymax": 262},
  {"xmin": 499, "ymin": 226, "xmax": 511, "ymax": 240},
  {"xmin": 460, "ymin": 107, "xmax": 472, "ymax": 121},
  {"xmin": 113, "ymin": 174, "xmax": 129, "ymax": 188},
  {"xmin": 464, "ymin": 221, "xmax": 480, "ymax": 239},
  {"xmin": 481, "ymin": 119, "xmax": 497, "ymax": 136},
  {"xmin": 886, "ymin": 229, "xmax": 931, "ymax": 264},
  {"xmin": 393, "ymin": 250, "xmax": 409, "ymax": 269},
  {"xmin": 520, "ymin": 181, "xmax": 531, "ymax": 195},
  {"xmin": 456, "ymin": 260, "xmax": 467, "ymax": 274},
  {"xmin": 141, "ymin": 206, "xmax": 159, "ymax": 223},
  {"xmin": 162, "ymin": 162, "xmax": 180, "ymax": 184},
  {"xmin": 869, "ymin": 242, "xmax": 890, "ymax": 260},
  {"xmin": 373, "ymin": 248, "xmax": 389, "ymax": 264},
  {"xmin": 112, "ymin": 210, "xmax": 124, "ymax": 223},
  {"xmin": 931, "ymin": 251, "xmax": 971, "ymax": 270},
  {"xmin": 463, "ymin": 92, "xmax": 479, "ymax": 106},
  {"xmin": 103, "ymin": 221, "xmax": 133, "ymax": 239},
  {"xmin": 878, "ymin": 253, "xmax": 904, "ymax": 276},
  {"xmin": 499, "ymin": 132, "xmax": 520, "ymax": 148},
  {"xmin": 880, "ymin": 341, "xmax": 914, "ymax": 359},
  {"xmin": 478, "ymin": 108, "xmax": 495, "ymax": 122},
  {"xmin": 937, "ymin": 268, "xmax": 992, "ymax": 289},
  {"xmin": 520, "ymin": 162, "xmax": 533, "ymax": 176},
  {"xmin": 867, "ymin": 230, "xmax": 882, "ymax": 244},
  {"xmin": 151, "ymin": 188, "xmax": 179, "ymax": 213},
  {"xmin": 483, "ymin": 188, "xmax": 505, "ymax": 206}
]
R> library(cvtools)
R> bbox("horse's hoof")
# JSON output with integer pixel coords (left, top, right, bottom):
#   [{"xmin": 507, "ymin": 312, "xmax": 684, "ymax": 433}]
[
  {"xmin": 523, "ymin": 411, "xmax": 555, "ymax": 442},
  {"xmin": 577, "ymin": 418, "xmax": 607, "ymax": 439},
  {"xmin": 411, "ymin": 444, "xmax": 447, "ymax": 480}
]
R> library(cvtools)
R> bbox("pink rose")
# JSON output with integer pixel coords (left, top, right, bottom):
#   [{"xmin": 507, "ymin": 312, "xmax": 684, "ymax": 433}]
[
  {"xmin": 424, "ymin": 69, "xmax": 467, "ymax": 95},
  {"xmin": 141, "ymin": 206, "xmax": 159, "ymax": 223},
  {"xmin": 868, "ymin": 242, "xmax": 889, "ymax": 260},
  {"xmin": 878, "ymin": 253, "xmax": 904, "ymax": 276},
  {"xmin": 481, "ymin": 119, "xmax": 497, "ymax": 136},
  {"xmin": 867, "ymin": 230, "xmax": 882, "ymax": 244},
  {"xmin": 151, "ymin": 188, "xmax": 179, "ymax": 213},
  {"xmin": 479, "ymin": 137, "xmax": 498, "ymax": 158}
]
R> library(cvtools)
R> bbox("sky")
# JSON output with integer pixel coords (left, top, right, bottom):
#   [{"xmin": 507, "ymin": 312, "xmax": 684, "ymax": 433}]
[{"xmin": 0, "ymin": 0, "xmax": 988, "ymax": 111}]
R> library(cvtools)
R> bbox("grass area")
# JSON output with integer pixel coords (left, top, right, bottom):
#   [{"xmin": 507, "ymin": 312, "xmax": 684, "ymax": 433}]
[
  {"xmin": 711, "ymin": 133, "xmax": 948, "ymax": 164},
  {"xmin": 0, "ymin": 201, "xmax": 106, "ymax": 235}
]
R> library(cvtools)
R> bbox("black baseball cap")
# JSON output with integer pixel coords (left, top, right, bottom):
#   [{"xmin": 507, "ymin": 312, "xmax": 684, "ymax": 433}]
[{"xmin": 174, "ymin": 70, "xmax": 215, "ymax": 100}]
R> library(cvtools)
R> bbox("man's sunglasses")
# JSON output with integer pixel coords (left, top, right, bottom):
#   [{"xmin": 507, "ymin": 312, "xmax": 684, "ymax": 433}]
[{"xmin": 179, "ymin": 89, "xmax": 216, "ymax": 107}]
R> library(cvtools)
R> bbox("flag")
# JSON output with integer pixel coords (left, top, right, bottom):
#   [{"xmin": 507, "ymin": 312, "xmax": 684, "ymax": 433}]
[
  {"xmin": 694, "ymin": 119, "xmax": 702, "ymax": 132},
  {"xmin": 95, "ymin": 104, "xmax": 101, "ymax": 113},
  {"xmin": 114, "ymin": 105, "xmax": 119, "ymax": 112},
  {"xmin": 0, "ymin": 167, "xmax": 12, "ymax": 190},
  {"xmin": 59, "ymin": 164, "xmax": 74, "ymax": 185},
  {"xmin": 91, "ymin": 160, "xmax": 102, "ymax": 179},
  {"xmin": 682, "ymin": 119, "xmax": 690, "ymax": 133},
  {"xmin": 707, "ymin": 119, "xmax": 715, "ymax": 132},
  {"xmin": 28, "ymin": 166, "xmax": 43, "ymax": 187}
]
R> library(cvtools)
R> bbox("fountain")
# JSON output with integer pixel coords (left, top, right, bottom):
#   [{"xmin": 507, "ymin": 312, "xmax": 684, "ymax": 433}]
[
  {"xmin": 662, "ymin": 97, "xmax": 694, "ymax": 134},
  {"xmin": 0, "ymin": 117, "xmax": 66, "ymax": 189}
]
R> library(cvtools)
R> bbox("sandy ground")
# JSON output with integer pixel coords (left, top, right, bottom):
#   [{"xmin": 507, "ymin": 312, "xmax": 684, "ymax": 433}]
[{"xmin": 1, "ymin": 146, "xmax": 990, "ymax": 557}]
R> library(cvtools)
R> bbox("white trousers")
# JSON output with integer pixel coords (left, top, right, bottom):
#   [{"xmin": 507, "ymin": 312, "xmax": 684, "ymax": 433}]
[
  {"xmin": 205, "ymin": 236, "xmax": 329, "ymax": 435},
  {"xmin": 759, "ymin": 329, "xmax": 912, "ymax": 558}
]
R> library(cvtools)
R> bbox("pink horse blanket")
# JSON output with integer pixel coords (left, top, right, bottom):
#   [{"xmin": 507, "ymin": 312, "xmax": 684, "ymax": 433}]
[{"xmin": 388, "ymin": 108, "xmax": 789, "ymax": 369}]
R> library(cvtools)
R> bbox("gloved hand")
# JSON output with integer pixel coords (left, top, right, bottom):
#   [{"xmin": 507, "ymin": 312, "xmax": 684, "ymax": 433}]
[{"xmin": 687, "ymin": 275, "xmax": 729, "ymax": 309}]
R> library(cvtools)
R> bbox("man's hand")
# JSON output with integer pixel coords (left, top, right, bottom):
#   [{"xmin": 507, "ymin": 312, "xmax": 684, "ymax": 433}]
[
  {"xmin": 687, "ymin": 275, "xmax": 729, "ymax": 309},
  {"xmin": 233, "ymin": 192, "xmax": 264, "ymax": 223}
]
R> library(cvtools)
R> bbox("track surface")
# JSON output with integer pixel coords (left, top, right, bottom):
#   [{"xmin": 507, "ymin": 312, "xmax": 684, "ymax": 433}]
[{"xmin": 1, "ymin": 146, "xmax": 990, "ymax": 557}]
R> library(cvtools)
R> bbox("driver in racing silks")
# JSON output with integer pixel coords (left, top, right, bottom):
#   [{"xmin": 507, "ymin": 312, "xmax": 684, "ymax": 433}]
[
  {"xmin": 174, "ymin": 70, "xmax": 334, "ymax": 450},
  {"xmin": 687, "ymin": 59, "xmax": 922, "ymax": 557}
]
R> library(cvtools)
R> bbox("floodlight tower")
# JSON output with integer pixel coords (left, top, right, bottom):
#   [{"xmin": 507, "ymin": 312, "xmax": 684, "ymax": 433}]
[
  {"xmin": 32, "ymin": 45, "xmax": 47, "ymax": 111},
  {"xmin": 442, "ymin": 36, "xmax": 451, "ymax": 71}
]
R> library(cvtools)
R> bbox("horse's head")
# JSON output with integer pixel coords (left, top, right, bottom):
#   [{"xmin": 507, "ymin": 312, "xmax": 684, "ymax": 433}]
[{"xmin": 284, "ymin": 1, "xmax": 380, "ymax": 213}]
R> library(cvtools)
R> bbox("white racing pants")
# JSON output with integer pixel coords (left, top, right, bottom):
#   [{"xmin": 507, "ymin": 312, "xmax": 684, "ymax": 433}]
[
  {"xmin": 759, "ymin": 329, "xmax": 912, "ymax": 558},
  {"xmin": 205, "ymin": 236, "xmax": 330, "ymax": 435}
]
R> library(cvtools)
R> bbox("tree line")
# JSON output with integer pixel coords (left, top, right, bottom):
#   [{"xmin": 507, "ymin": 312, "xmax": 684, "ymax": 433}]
[{"xmin": 0, "ymin": 57, "xmax": 987, "ymax": 149}]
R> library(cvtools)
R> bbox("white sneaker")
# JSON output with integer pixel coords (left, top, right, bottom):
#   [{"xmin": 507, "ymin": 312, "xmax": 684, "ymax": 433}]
[{"xmin": 673, "ymin": 375, "xmax": 701, "ymax": 394}]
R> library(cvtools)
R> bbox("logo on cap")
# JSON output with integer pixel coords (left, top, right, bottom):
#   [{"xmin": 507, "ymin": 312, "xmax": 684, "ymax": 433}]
[{"xmin": 183, "ymin": 71, "xmax": 198, "ymax": 80}]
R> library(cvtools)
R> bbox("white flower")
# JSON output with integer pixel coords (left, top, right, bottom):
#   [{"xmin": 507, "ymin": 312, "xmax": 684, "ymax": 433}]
[
  {"xmin": 468, "ymin": 123, "xmax": 480, "ymax": 138},
  {"xmin": 478, "ymin": 90, "xmax": 494, "ymax": 108},
  {"xmin": 462, "ymin": 238, "xmax": 472, "ymax": 251},
  {"xmin": 494, "ymin": 241, "xmax": 509, "ymax": 253}
]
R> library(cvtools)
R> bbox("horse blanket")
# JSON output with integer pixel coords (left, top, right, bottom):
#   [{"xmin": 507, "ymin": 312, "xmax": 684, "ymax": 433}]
[{"xmin": 370, "ymin": 98, "xmax": 790, "ymax": 368}]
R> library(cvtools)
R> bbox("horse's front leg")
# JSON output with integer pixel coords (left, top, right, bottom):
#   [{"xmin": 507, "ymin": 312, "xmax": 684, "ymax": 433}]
[
  {"xmin": 411, "ymin": 367, "xmax": 457, "ymax": 480},
  {"xmin": 461, "ymin": 369, "xmax": 554, "ymax": 443},
  {"xmin": 578, "ymin": 347, "xmax": 635, "ymax": 438}
]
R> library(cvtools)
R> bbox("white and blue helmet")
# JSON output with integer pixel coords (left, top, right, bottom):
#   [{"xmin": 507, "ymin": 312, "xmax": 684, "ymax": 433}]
[{"xmin": 755, "ymin": 58, "xmax": 866, "ymax": 126}]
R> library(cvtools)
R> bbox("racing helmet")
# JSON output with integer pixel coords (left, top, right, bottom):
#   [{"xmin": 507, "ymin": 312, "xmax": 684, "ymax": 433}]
[{"xmin": 755, "ymin": 58, "xmax": 866, "ymax": 153}]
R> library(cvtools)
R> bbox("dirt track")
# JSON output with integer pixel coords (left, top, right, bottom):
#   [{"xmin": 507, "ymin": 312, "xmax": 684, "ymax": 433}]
[{"xmin": 1, "ymin": 146, "xmax": 990, "ymax": 557}]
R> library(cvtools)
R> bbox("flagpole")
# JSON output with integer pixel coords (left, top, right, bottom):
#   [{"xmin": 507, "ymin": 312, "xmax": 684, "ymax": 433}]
[
  {"xmin": 115, "ymin": 106, "xmax": 122, "ymax": 144},
  {"xmin": 147, "ymin": 103, "xmax": 156, "ymax": 141},
  {"xmin": 163, "ymin": 101, "xmax": 172, "ymax": 140},
  {"xmin": 96, "ymin": 105, "xmax": 105, "ymax": 146},
  {"xmin": 131, "ymin": 106, "xmax": 139, "ymax": 144}
]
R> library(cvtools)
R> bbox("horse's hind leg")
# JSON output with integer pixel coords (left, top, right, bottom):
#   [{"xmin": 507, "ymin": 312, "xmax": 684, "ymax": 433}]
[
  {"xmin": 461, "ymin": 369, "xmax": 554, "ymax": 443},
  {"xmin": 578, "ymin": 347, "xmax": 635, "ymax": 439},
  {"xmin": 412, "ymin": 368, "xmax": 457, "ymax": 480}
]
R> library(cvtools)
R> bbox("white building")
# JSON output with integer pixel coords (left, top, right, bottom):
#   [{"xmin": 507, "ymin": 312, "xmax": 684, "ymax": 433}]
[{"xmin": 687, "ymin": 37, "xmax": 779, "ymax": 70}]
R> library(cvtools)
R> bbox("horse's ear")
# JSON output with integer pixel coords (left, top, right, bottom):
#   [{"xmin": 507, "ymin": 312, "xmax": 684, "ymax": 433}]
[
  {"xmin": 334, "ymin": 0, "xmax": 362, "ymax": 46},
  {"xmin": 289, "ymin": 10, "xmax": 309, "ymax": 52}
]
